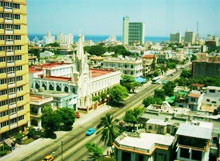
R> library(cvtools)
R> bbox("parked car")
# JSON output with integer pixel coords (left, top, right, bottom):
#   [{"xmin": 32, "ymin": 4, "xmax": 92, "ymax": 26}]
[
  {"xmin": 41, "ymin": 155, "xmax": 54, "ymax": 161},
  {"xmin": 86, "ymin": 128, "xmax": 96, "ymax": 136},
  {"xmin": 75, "ymin": 112, "xmax": 80, "ymax": 118}
]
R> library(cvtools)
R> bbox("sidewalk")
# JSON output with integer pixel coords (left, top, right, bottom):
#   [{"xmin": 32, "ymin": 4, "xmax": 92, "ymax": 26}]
[{"xmin": 0, "ymin": 105, "xmax": 112, "ymax": 161}]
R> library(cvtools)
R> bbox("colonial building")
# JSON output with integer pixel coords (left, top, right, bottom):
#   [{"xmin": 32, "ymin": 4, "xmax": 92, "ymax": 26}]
[
  {"xmin": 102, "ymin": 56, "xmax": 143, "ymax": 78},
  {"xmin": 30, "ymin": 35, "xmax": 121, "ymax": 111},
  {"xmin": 142, "ymin": 54, "xmax": 156, "ymax": 76}
]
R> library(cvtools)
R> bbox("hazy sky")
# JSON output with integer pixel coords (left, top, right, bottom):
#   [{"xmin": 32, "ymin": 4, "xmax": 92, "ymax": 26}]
[{"xmin": 27, "ymin": 0, "xmax": 220, "ymax": 37}]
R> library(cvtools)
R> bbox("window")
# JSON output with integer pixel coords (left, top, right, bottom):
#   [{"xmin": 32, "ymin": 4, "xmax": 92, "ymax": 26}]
[
  {"xmin": 18, "ymin": 106, "xmax": 24, "ymax": 111},
  {"xmin": 212, "ymin": 101, "xmax": 216, "ymax": 104},
  {"xmin": 0, "ymin": 24, "xmax": 4, "ymax": 29},
  {"xmin": 209, "ymin": 89, "xmax": 215, "ymax": 93},
  {"xmin": 18, "ymin": 115, "xmax": 24, "ymax": 121},
  {"xmin": 1, "ymin": 121, "xmax": 9, "ymax": 128},
  {"xmin": 14, "ymin": 25, "xmax": 20, "ymax": 30},
  {"xmin": 0, "ymin": 111, "xmax": 8, "ymax": 117},
  {"xmin": 0, "ymin": 79, "xmax": 6, "ymax": 85},
  {"xmin": 13, "ymin": 3, "xmax": 20, "ymax": 9},
  {"xmin": 0, "ymin": 35, "xmax": 4, "ymax": 40},
  {"xmin": 0, "ymin": 57, "xmax": 5, "ymax": 62},
  {"xmin": 180, "ymin": 148, "xmax": 190, "ymax": 159},
  {"xmin": 191, "ymin": 150, "xmax": 202, "ymax": 160},
  {"xmin": 206, "ymin": 99, "xmax": 210, "ymax": 102}
]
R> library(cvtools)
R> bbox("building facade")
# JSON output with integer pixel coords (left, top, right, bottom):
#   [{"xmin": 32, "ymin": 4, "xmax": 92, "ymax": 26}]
[
  {"xmin": 43, "ymin": 32, "xmax": 55, "ymax": 44},
  {"xmin": 0, "ymin": 0, "xmax": 30, "ymax": 140},
  {"xmin": 57, "ymin": 33, "xmax": 73, "ymax": 46},
  {"xmin": 123, "ymin": 17, "xmax": 145, "ymax": 45},
  {"xmin": 184, "ymin": 31, "xmax": 195, "ymax": 44},
  {"xmin": 102, "ymin": 57, "xmax": 143, "ymax": 78},
  {"xmin": 170, "ymin": 32, "xmax": 181, "ymax": 43}
]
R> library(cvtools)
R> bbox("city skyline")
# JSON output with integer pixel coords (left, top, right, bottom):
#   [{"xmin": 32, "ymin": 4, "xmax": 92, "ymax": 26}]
[{"xmin": 27, "ymin": 0, "xmax": 220, "ymax": 37}]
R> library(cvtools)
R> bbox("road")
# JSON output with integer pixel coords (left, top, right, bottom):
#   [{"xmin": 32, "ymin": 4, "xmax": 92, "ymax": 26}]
[{"xmin": 20, "ymin": 70, "xmax": 182, "ymax": 161}]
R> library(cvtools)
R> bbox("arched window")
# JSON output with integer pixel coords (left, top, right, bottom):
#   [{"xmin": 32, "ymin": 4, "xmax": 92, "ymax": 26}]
[
  {"xmin": 64, "ymin": 86, "xmax": 69, "ymax": 93},
  {"xmin": 56, "ymin": 85, "xmax": 61, "ymax": 91},
  {"xmin": 42, "ymin": 83, "xmax": 47, "ymax": 90},
  {"xmin": 35, "ymin": 83, "xmax": 40, "ymax": 89},
  {"xmin": 49, "ymin": 84, "xmax": 54, "ymax": 90},
  {"xmin": 72, "ymin": 88, "xmax": 76, "ymax": 94}
]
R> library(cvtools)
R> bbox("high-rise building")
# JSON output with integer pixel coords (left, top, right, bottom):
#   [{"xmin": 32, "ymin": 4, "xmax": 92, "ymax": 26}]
[
  {"xmin": 170, "ymin": 32, "xmax": 181, "ymax": 43},
  {"xmin": 0, "ymin": 0, "xmax": 30, "ymax": 139},
  {"xmin": 184, "ymin": 31, "xmax": 195, "ymax": 44},
  {"xmin": 57, "ymin": 33, "xmax": 74, "ymax": 46},
  {"xmin": 43, "ymin": 32, "xmax": 55, "ymax": 44},
  {"xmin": 123, "ymin": 17, "xmax": 145, "ymax": 45}
]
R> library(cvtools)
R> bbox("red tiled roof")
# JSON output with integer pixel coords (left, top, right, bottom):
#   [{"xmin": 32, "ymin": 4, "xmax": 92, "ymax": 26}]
[
  {"xmin": 29, "ymin": 62, "xmax": 69, "ymax": 73},
  {"xmin": 191, "ymin": 83, "xmax": 204, "ymax": 87},
  {"xmin": 142, "ymin": 55, "xmax": 155, "ymax": 59},
  {"xmin": 44, "ymin": 76, "xmax": 71, "ymax": 82},
  {"xmin": 90, "ymin": 69, "xmax": 114, "ymax": 78}
]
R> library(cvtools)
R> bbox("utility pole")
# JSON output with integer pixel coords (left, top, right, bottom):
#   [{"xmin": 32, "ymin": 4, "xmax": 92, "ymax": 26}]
[{"xmin": 61, "ymin": 140, "xmax": 64, "ymax": 161}]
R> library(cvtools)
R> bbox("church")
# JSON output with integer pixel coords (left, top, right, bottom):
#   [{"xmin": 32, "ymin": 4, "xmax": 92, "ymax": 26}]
[{"xmin": 29, "ymin": 35, "xmax": 121, "ymax": 111}]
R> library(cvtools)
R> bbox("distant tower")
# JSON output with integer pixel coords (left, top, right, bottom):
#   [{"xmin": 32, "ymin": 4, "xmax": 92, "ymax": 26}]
[
  {"xmin": 196, "ymin": 21, "xmax": 200, "ymax": 42},
  {"xmin": 123, "ymin": 17, "xmax": 130, "ymax": 45}
]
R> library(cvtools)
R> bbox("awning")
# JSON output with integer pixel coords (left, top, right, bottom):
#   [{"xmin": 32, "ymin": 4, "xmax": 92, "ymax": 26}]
[{"xmin": 136, "ymin": 77, "xmax": 147, "ymax": 83}]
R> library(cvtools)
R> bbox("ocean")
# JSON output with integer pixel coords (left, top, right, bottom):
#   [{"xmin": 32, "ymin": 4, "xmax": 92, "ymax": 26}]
[{"xmin": 28, "ymin": 34, "xmax": 169, "ymax": 43}]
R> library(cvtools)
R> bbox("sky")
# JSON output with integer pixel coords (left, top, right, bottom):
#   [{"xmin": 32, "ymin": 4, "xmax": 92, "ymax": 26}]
[{"xmin": 27, "ymin": 0, "xmax": 220, "ymax": 37}]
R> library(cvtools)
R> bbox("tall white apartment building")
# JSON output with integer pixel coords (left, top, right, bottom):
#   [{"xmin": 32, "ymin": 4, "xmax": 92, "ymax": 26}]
[
  {"xmin": 57, "ymin": 33, "xmax": 74, "ymax": 46},
  {"xmin": 170, "ymin": 32, "xmax": 181, "ymax": 43},
  {"xmin": 43, "ymin": 32, "xmax": 55, "ymax": 44},
  {"xmin": 184, "ymin": 31, "xmax": 195, "ymax": 44}
]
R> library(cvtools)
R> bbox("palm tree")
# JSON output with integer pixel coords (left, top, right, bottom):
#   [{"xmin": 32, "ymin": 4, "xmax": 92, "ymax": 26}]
[{"xmin": 97, "ymin": 113, "xmax": 118, "ymax": 146}]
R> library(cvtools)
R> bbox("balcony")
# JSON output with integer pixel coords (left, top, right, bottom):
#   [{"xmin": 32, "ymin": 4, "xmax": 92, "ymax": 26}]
[
  {"xmin": 10, "ymin": 123, "xmax": 18, "ymax": 129},
  {"xmin": 4, "ymin": 7, "xmax": 13, "ymax": 13},
  {"xmin": 9, "ymin": 113, "xmax": 17, "ymax": 119},
  {"xmin": 7, "ymin": 71, "xmax": 15, "ymax": 77},
  {"xmin": 4, "ymin": 18, "xmax": 13, "ymax": 24},
  {"xmin": 6, "ymin": 40, "xmax": 14, "ymax": 45},
  {"xmin": 5, "ymin": 29, "xmax": 13, "ymax": 35},
  {"xmin": 7, "ymin": 61, "xmax": 15, "ymax": 67},
  {"xmin": 9, "ymin": 102, "xmax": 16, "ymax": 109},
  {"xmin": 8, "ymin": 92, "xmax": 16, "ymax": 99},
  {"xmin": 8, "ymin": 82, "xmax": 16, "ymax": 88},
  {"xmin": 6, "ymin": 51, "xmax": 14, "ymax": 56}
]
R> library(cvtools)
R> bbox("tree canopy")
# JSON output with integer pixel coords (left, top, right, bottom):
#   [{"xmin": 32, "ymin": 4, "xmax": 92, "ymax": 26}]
[
  {"xmin": 154, "ymin": 89, "xmax": 165, "ymax": 100},
  {"xmin": 120, "ymin": 75, "xmax": 139, "ymax": 93},
  {"xmin": 142, "ymin": 96, "xmax": 163, "ymax": 107},
  {"xmin": 109, "ymin": 85, "xmax": 128, "ymax": 105},
  {"xmin": 123, "ymin": 107, "xmax": 144, "ymax": 126},
  {"xmin": 162, "ymin": 81, "xmax": 176, "ymax": 96},
  {"xmin": 57, "ymin": 107, "xmax": 75, "ymax": 131}
]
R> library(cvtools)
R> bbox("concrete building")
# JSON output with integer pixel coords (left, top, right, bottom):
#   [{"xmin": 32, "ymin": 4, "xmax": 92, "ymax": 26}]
[
  {"xmin": 30, "ymin": 35, "xmax": 121, "ymax": 111},
  {"xmin": 192, "ymin": 59, "xmax": 220, "ymax": 78},
  {"xmin": 184, "ymin": 31, "xmax": 195, "ymax": 44},
  {"xmin": 170, "ymin": 32, "xmax": 181, "ymax": 43},
  {"xmin": 0, "ymin": 0, "xmax": 30, "ymax": 140},
  {"xmin": 57, "ymin": 33, "xmax": 73, "ymax": 46},
  {"xmin": 39, "ymin": 51, "xmax": 54, "ymax": 58},
  {"xmin": 176, "ymin": 123, "xmax": 213, "ymax": 161},
  {"xmin": 114, "ymin": 132, "xmax": 175, "ymax": 161},
  {"xmin": 43, "ymin": 32, "xmax": 55, "ymax": 45},
  {"xmin": 123, "ymin": 17, "xmax": 145, "ymax": 45},
  {"xmin": 142, "ymin": 54, "xmax": 156, "ymax": 76},
  {"xmin": 188, "ymin": 90, "xmax": 204, "ymax": 111},
  {"xmin": 102, "ymin": 56, "xmax": 143, "ymax": 78},
  {"xmin": 30, "ymin": 95, "xmax": 53, "ymax": 129},
  {"xmin": 203, "ymin": 86, "xmax": 220, "ymax": 108}
]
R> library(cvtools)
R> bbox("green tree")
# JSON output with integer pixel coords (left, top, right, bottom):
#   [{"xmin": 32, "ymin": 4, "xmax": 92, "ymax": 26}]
[
  {"xmin": 162, "ymin": 81, "xmax": 176, "ymax": 96},
  {"xmin": 28, "ymin": 48, "xmax": 41, "ymax": 58},
  {"xmin": 27, "ymin": 127, "xmax": 41, "ymax": 139},
  {"xmin": 109, "ymin": 85, "xmax": 128, "ymax": 105},
  {"xmin": 92, "ymin": 95, "xmax": 101, "ymax": 102},
  {"xmin": 123, "ymin": 107, "xmax": 144, "ymax": 127},
  {"xmin": 15, "ymin": 132, "xmax": 23, "ymax": 144},
  {"xmin": 100, "ymin": 92, "xmax": 107, "ymax": 103},
  {"xmin": 180, "ymin": 69, "xmax": 191, "ymax": 78},
  {"xmin": 97, "ymin": 113, "xmax": 118, "ymax": 146},
  {"xmin": 120, "ymin": 75, "xmax": 139, "ymax": 93},
  {"xmin": 154, "ymin": 89, "xmax": 165, "ymax": 100},
  {"xmin": 84, "ymin": 44, "xmax": 106, "ymax": 56},
  {"xmin": 42, "ymin": 106, "xmax": 61, "ymax": 137},
  {"xmin": 142, "ymin": 96, "xmax": 163, "ymax": 107},
  {"xmin": 86, "ymin": 143, "xmax": 103, "ymax": 161},
  {"xmin": 57, "ymin": 107, "xmax": 75, "ymax": 131}
]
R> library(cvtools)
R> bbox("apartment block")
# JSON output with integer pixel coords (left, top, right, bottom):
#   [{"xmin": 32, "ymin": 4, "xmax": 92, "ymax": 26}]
[{"xmin": 0, "ymin": 0, "xmax": 30, "ymax": 140}]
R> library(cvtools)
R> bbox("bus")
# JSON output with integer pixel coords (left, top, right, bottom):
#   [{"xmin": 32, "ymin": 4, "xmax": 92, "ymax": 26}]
[{"xmin": 152, "ymin": 76, "xmax": 161, "ymax": 84}]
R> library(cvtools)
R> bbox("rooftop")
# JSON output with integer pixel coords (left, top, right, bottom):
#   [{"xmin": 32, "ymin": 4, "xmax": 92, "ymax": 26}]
[
  {"xmin": 176, "ymin": 123, "xmax": 212, "ymax": 140},
  {"xmin": 188, "ymin": 92, "xmax": 201, "ymax": 98},
  {"xmin": 115, "ymin": 132, "xmax": 174, "ymax": 151},
  {"xmin": 30, "ymin": 95, "xmax": 53, "ymax": 105},
  {"xmin": 35, "ymin": 90, "xmax": 76, "ymax": 98},
  {"xmin": 90, "ymin": 69, "xmax": 114, "ymax": 78},
  {"xmin": 146, "ymin": 118, "xmax": 168, "ymax": 126},
  {"xmin": 207, "ymin": 86, "xmax": 220, "ymax": 90},
  {"xmin": 142, "ymin": 54, "xmax": 155, "ymax": 59},
  {"xmin": 44, "ymin": 76, "xmax": 71, "ymax": 82}
]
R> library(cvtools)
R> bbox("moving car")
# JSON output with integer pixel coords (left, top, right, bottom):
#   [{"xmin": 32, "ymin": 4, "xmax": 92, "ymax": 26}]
[
  {"xmin": 86, "ymin": 128, "xmax": 96, "ymax": 136},
  {"xmin": 41, "ymin": 155, "xmax": 54, "ymax": 161}
]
